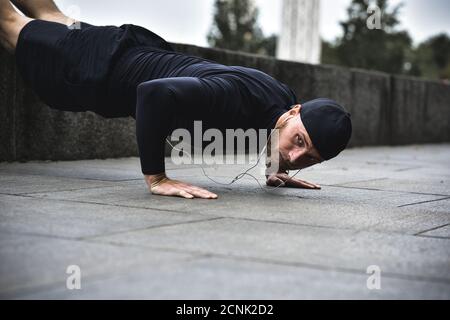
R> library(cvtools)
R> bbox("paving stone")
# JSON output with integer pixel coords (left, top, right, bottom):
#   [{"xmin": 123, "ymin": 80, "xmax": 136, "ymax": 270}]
[
  {"xmin": 24, "ymin": 177, "xmax": 449, "ymax": 235},
  {"xmin": 95, "ymin": 218, "xmax": 450, "ymax": 281},
  {"xmin": 21, "ymin": 256, "xmax": 450, "ymax": 299},
  {"xmin": 0, "ymin": 158, "xmax": 209, "ymax": 182},
  {"xmin": 419, "ymin": 224, "xmax": 450, "ymax": 239},
  {"xmin": 398, "ymin": 198, "xmax": 450, "ymax": 215},
  {"xmin": 0, "ymin": 194, "xmax": 211, "ymax": 239},
  {"xmin": 0, "ymin": 159, "xmax": 142, "ymax": 181},
  {"xmin": 0, "ymin": 233, "xmax": 194, "ymax": 299},
  {"xmin": 338, "ymin": 178, "xmax": 450, "ymax": 196},
  {"xmin": 1, "ymin": 144, "xmax": 449, "ymax": 299},
  {"xmin": 0, "ymin": 173, "xmax": 117, "ymax": 195}
]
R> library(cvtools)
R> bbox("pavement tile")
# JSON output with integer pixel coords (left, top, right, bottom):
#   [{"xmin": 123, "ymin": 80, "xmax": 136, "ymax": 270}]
[
  {"xmin": 0, "ymin": 194, "xmax": 212, "ymax": 239},
  {"xmin": 0, "ymin": 173, "xmax": 117, "ymax": 195},
  {"xmin": 419, "ymin": 224, "xmax": 450, "ymax": 239},
  {"xmin": 94, "ymin": 218, "xmax": 450, "ymax": 281},
  {"xmin": 0, "ymin": 233, "xmax": 194, "ymax": 299},
  {"xmin": 1, "ymin": 144, "xmax": 449, "ymax": 299},
  {"xmin": 21, "ymin": 256, "xmax": 450, "ymax": 299}
]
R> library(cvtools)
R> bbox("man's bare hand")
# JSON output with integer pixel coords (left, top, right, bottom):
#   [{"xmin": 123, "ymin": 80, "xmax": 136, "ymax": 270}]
[
  {"xmin": 145, "ymin": 174, "xmax": 218, "ymax": 199},
  {"xmin": 266, "ymin": 172, "xmax": 321, "ymax": 189}
]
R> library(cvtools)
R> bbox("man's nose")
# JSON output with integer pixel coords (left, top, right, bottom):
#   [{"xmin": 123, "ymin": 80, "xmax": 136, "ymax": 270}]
[{"xmin": 289, "ymin": 148, "xmax": 306, "ymax": 164}]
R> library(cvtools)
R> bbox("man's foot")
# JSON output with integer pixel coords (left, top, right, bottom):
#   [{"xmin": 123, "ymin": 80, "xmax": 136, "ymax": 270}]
[
  {"xmin": 10, "ymin": 0, "xmax": 75, "ymax": 25},
  {"xmin": 0, "ymin": 0, "xmax": 32, "ymax": 53}
]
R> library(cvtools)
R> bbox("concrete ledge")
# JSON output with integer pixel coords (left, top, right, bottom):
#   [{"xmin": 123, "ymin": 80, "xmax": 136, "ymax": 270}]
[
  {"xmin": 1, "ymin": 42, "xmax": 449, "ymax": 162},
  {"xmin": 390, "ymin": 75, "xmax": 450, "ymax": 144},
  {"xmin": 0, "ymin": 49, "xmax": 137, "ymax": 162}
]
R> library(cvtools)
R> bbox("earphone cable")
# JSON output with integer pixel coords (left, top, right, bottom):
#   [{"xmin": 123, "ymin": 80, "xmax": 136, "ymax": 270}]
[{"xmin": 165, "ymin": 128, "xmax": 302, "ymax": 193}]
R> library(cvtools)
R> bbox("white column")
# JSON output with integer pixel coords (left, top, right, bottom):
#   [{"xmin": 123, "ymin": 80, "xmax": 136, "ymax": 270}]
[{"xmin": 276, "ymin": 0, "xmax": 321, "ymax": 64}]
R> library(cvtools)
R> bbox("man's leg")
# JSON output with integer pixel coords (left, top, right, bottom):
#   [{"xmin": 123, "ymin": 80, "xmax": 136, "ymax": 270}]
[
  {"xmin": 10, "ymin": 0, "xmax": 75, "ymax": 25},
  {"xmin": 0, "ymin": 0, "xmax": 33, "ymax": 53}
]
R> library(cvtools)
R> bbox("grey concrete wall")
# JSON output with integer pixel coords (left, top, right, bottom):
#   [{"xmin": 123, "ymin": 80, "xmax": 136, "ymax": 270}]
[
  {"xmin": 1, "ymin": 42, "xmax": 449, "ymax": 162},
  {"xmin": 0, "ymin": 47, "xmax": 137, "ymax": 162}
]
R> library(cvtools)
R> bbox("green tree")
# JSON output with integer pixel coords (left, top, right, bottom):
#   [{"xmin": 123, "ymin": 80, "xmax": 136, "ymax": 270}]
[
  {"xmin": 321, "ymin": 40, "xmax": 340, "ymax": 66},
  {"xmin": 207, "ymin": 0, "xmax": 278, "ymax": 56},
  {"xmin": 322, "ymin": 0, "xmax": 413, "ymax": 75},
  {"xmin": 412, "ymin": 33, "xmax": 450, "ymax": 80}
]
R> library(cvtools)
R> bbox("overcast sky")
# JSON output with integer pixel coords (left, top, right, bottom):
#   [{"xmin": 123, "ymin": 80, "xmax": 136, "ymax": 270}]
[{"xmin": 54, "ymin": 0, "xmax": 450, "ymax": 47}]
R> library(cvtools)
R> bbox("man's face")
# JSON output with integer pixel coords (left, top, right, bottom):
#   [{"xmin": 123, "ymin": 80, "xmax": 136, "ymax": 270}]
[{"xmin": 275, "ymin": 105, "xmax": 324, "ymax": 171}]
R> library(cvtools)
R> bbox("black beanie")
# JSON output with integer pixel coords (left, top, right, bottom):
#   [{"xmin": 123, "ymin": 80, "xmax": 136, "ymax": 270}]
[{"xmin": 299, "ymin": 98, "xmax": 352, "ymax": 161}]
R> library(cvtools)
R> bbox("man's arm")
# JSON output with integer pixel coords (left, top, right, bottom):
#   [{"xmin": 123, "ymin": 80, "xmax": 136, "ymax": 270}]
[{"xmin": 135, "ymin": 76, "xmax": 242, "ymax": 199}]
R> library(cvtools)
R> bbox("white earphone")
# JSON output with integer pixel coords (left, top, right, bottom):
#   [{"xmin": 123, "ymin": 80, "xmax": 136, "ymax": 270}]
[{"xmin": 165, "ymin": 119, "xmax": 302, "ymax": 193}]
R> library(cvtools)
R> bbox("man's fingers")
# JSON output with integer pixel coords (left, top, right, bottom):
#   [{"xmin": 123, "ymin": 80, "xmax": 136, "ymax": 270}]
[
  {"xmin": 177, "ymin": 184, "xmax": 218, "ymax": 199},
  {"xmin": 311, "ymin": 183, "xmax": 321, "ymax": 189},
  {"xmin": 302, "ymin": 180, "xmax": 321, "ymax": 189},
  {"xmin": 149, "ymin": 178, "xmax": 218, "ymax": 199},
  {"xmin": 184, "ymin": 186, "xmax": 217, "ymax": 199},
  {"xmin": 173, "ymin": 183, "xmax": 218, "ymax": 199},
  {"xmin": 272, "ymin": 173, "xmax": 320, "ymax": 189},
  {"xmin": 177, "ymin": 190, "xmax": 194, "ymax": 199},
  {"xmin": 275, "ymin": 173, "xmax": 320, "ymax": 189},
  {"xmin": 183, "ymin": 187, "xmax": 215, "ymax": 199},
  {"xmin": 267, "ymin": 176, "xmax": 285, "ymax": 187},
  {"xmin": 186, "ymin": 185, "xmax": 218, "ymax": 199},
  {"xmin": 266, "ymin": 174, "xmax": 321, "ymax": 190},
  {"xmin": 287, "ymin": 178, "xmax": 321, "ymax": 189}
]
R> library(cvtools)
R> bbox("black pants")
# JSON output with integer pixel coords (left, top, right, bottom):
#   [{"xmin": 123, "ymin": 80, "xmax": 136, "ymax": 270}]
[{"xmin": 15, "ymin": 19, "xmax": 174, "ymax": 118}]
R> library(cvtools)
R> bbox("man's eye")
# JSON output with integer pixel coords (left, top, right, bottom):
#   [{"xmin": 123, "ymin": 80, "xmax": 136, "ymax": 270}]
[{"xmin": 297, "ymin": 136, "xmax": 303, "ymax": 145}]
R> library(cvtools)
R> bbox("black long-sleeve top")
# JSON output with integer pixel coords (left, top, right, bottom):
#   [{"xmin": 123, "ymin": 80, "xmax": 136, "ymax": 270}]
[{"xmin": 106, "ymin": 46, "xmax": 298, "ymax": 175}]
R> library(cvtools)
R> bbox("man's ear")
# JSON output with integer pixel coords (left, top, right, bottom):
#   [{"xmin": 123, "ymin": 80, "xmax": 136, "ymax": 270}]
[
  {"xmin": 289, "ymin": 104, "xmax": 301, "ymax": 116},
  {"xmin": 280, "ymin": 105, "xmax": 301, "ymax": 126},
  {"xmin": 275, "ymin": 105, "xmax": 302, "ymax": 129}
]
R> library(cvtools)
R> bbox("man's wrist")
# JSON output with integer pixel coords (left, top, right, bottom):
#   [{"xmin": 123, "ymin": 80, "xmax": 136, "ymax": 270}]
[
  {"xmin": 265, "ymin": 167, "xmax": 288, "ymax": 177},
  {"xmin": 145, "ymin": 172, "xmax": 167, "ymax": 185}
]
